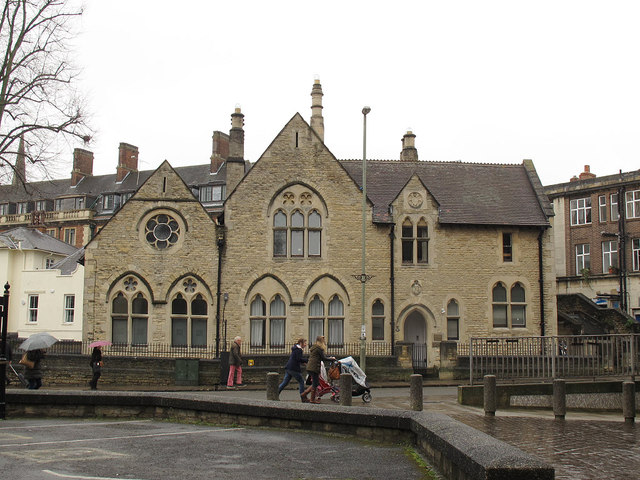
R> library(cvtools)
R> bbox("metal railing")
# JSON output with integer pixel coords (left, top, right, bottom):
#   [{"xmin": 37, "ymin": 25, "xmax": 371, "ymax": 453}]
[
  {"xmin": 10, "ymin": 339, "xmax": 394, "ymax": 360},
  {"xmin": 468, "ymin": 334, "xmax": 639, "ymax": 384}
]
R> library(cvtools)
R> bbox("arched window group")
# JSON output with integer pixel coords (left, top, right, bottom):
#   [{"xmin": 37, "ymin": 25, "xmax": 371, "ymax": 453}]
[
  {"xmin": 250, "ymin": 294, "xmax": 286, "ymax": 347},
  {"xmin": 171, "ymin": 293, "xmax": 208, "ymax": 347},
  {"xmin": 401, "ymin": 217, "xmax": 429, "ymax": 264},
  {"xmin": 274, "ymin": 209, "xmax": 322, "ymax": 257},
  {"xmin": 492, "ymin": 282, "xmax": 527, "ymax": 328},
  {"xmin": 309, "ymin": 294, "xmax": 344, "ymax": 347},
  {"xmin": 112, "ymin": 290, "xmax": 149, "ymax": 345}
]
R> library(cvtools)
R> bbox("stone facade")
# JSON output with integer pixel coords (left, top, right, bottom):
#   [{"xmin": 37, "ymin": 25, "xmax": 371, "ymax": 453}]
[
  {"xmin": 81, "ymin": 83, "xmax": 555, "ymax": 370},
  {"xmin": 83, "ymin": 162, "xmax": 220, "ymax": 346}
]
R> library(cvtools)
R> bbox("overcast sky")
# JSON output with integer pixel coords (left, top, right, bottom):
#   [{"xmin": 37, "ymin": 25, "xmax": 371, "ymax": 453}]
[{"xmin": 67, "ymin": 0, "xmax": 640, "ymax": 186}]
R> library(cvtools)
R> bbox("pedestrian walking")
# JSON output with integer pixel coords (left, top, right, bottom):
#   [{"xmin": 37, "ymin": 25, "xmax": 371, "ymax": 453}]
[
  {"xmin": 278, "ymin": 338, "xmax": 308, "ymax": 396},
  {"xmin": 89, "ymin": 346, "xmax": 103, "ymax": 390},
  {"xmin": 23, "ymin": 348, "xmax": 45, "ymax": 390},
  {"xmin": 301, "ymin": 336, "xmax": 335, "ymax": 403},
  {"xmin": 227, "ymin": 336, "xmax": 246, "ymax": 389}
]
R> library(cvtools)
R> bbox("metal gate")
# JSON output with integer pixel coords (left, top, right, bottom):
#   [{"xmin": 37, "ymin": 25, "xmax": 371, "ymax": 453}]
[{"xmin": 412, "ymin": 343, "xmax": 427, "ymax": 370}]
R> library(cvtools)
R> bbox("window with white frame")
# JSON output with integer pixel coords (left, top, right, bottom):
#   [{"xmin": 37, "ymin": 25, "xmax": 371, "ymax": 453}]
[
  {"xmin": 111, "ymin": 290, "xmax": 148, "ymax": 345},
  {"xmin": 64, "ymin": 228, "xmax": 76, "ymax": 245},
  {"xmin": 35, "ymin": 200, "xmax": 47, "ymax": 211},
  {"xmin": 171, "ymin": 291, "xmax": 208, "ymax": 348},
  {"xmin": 269, "ymin": 295, "xmax": 286, "ymax": 347},
  {"xmin": 633, "ymin": 239, "xmax": 640, "ymax": 272},
  {"xmin": 570, "ymin": 198, "xmax": 591, "ymax": 225},
  {"xmin": 74, "ymin": 197, "xmax": 85, "ymax": 209},
  {"xmin": 45, "ymin": 258, "xmax": 55, "ymax": 269},
  {"xmin": 17, "ymin": 202, "xmax": 28, "ymax": 214},
  {"xmin": 308, "ymin": 294, "xmax": 344, "ymax": 346},
  {"xmin": 611, "ymin": 194, "xmax": 619, "ymax": 221},
  {"xmin": 46, "ymin": 228, "xmax": 56, "ymax": 239},
  {"xmin": 272, "ymin": 208, "xmax": 324, "ymax": 258},
  {"xmin": 0, "ymin": 203, "xmax": 8, "ymax": 215},
  {"xmin": 64, "ymin": 295, "xmax": 75, "ymax": 323},
  {"xmin": 102, "ymin": 194, "xmax": 116, "ymax": 211},
  {"xmin": 447, "ymin": 299, "xmax": 460, "ymax": 340},
  {"xmin": 576, "ymin": 244, "xmax": 590, "ymax": 275},
  {"xmin": 502, "ymin": 233, "xmax": 513, "ymax": 262},
  {"xmin": 602, "ymin": 240, "xmax": 618, "ymax": 272},
  {"xmin": 250, "ymin": 297, "xmax": 267, "ymax": 347},
  {"xmin": 492, "ymin": 282, "xmax": 526, "ymax": 328},
  {"xmin": 55, "ymin": 199, "xmax": 63, "ymax": 211},
  {"xmin": 626, "ymin": 190, "xmax": 640, "ymax": 218},
  {"xmin": 199, "ymin": 185, "xmax": 224, "ymax": 203},
  {"xmin": 309, "ymin": 295, "xmax": 324, "ymax": 342},
  {"xmin": 28, "ymin": 294, "xmax": 39, "ymax": 322},
  {"xmin": 401, "ymin": 217, "xmax": 429, "ymax": 264},
  {"xmin": 598, "ymin": 195, "xmax": 607, "ymax": 222},
  {"xmin": 371, "ymin": 300, "xmax": 385, "ymax": 341}
]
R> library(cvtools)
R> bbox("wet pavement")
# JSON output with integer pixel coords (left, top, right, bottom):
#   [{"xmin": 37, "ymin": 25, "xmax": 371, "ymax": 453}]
[
  {"xmin": 232, "ymin": 385, "xmax": 639, "ymax": 480},
  {"xmin": 4, "ymin": 384, "xmax": 638, "ymax": 479}
]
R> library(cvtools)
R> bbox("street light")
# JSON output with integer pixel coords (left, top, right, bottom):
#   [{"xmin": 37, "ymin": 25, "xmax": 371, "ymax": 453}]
[{"xmin": 360, "ymin": 106, "xmax": 371, "ymax": 372}]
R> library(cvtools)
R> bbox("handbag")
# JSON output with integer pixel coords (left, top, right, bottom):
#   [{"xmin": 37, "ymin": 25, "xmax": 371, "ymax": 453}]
[
  {"xmin": 328, "ymin": 364, "xmax": 340, "ymax": 380},
  {"xmin": 92, "ymin": 362, "xmax": 102, "ymax": 374},
  {"xmin": 19, "ymin": 353, "xmax": 34, "ymax": 369}
]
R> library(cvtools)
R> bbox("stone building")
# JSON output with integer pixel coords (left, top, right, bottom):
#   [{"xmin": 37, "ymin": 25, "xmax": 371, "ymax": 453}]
[
  {"xmin": 545, "ymin": 166, "xmax": 640, "ymax": 328},
  {"xmin": 81, "ymin": 80, "xmax": 556, "ymax": 370}
]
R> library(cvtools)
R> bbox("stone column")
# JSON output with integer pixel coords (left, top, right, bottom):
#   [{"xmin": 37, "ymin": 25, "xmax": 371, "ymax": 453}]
[
  {"xmin": 410, "ymin": 374, "xmax": 423, "ymax": 411},
  {"xmin": 484, "ymin": 375, "xmax": 497, "ymax": 417},
  {"xmin": 623, "ymin": 381, "xmax": 636, "ymax": 424},
  {"xmin": 266, "ymin": 372, "xmax": 279, "ymax": 401},
  {"xmin": 339, "ymin": 373, "xmax": 353, "ymax": 406},
  {"xmin": 553, "ymin": 379, "xmax": 566, "ymax": 419}
]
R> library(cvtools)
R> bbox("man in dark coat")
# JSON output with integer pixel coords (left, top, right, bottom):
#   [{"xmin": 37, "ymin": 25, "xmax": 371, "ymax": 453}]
[{"xmin": 278, "ymin": 338, "xmax": 308, "ymax": 396}]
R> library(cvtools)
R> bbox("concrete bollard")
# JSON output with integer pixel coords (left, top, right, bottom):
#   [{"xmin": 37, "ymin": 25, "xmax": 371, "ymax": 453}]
[
  {"xmin": 266, "ymin": 372, "xmax": 279, "ymax": 401},
  {"xmin": 553, "ymin": 379, "xmax": 566, "ymax": 419},
  {"xmin": 339, "ymin": 373, "xmax": 353, "ymax": 406},
  {"xmin": 409, "ymin": 374, "xmax": 423, "ymax": 411},
  {"xmin": 623, "ymin": 381, "xmax": 635, "ymax": 424},
  {"xmin": 483, "ymin": 375, "xmax": 497, "ymax": 416}
]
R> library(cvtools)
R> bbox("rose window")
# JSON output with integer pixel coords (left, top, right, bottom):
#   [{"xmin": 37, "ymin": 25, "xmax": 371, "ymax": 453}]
[{"xmin": 145, "ymin": 214, "xmax": 180, "ymax": 249}]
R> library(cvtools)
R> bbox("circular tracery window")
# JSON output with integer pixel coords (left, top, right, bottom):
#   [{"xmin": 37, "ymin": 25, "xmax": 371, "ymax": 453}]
[{"xmin": 145, "ymin": 214, "xmax": 180, "ymax": 249}]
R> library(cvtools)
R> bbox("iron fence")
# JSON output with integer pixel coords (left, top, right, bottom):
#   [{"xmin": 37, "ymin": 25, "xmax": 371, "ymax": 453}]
[
  {"xmin": 467, "ymin": 334, "xmax": 640, "ymax": 385},
  {"xmin": 9, "ymin": 339, "xmax": 394, "ymax": 360}
]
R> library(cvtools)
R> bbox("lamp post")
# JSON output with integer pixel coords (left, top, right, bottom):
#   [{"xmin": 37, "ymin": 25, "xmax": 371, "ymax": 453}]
[
  {"xmin": 360, "ymin": 106, "xmax": 371, "ymax": 372},
  {"xmin": 0, "ymin": 283, "xmax": 10, "ymax": 420}
]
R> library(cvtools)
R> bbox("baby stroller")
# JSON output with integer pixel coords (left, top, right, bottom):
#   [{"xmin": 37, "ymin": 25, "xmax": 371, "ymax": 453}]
[
  {"xmin": 325, "ymin": 357, "xmax": 372, "ymax": 403},
  {"xmin": 313, "ymin": 361, "xmax": 340, "ymax": 402}
]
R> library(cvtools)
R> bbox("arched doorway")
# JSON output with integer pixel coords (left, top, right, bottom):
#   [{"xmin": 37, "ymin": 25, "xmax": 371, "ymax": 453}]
[{"xmin": 404, "ymin": 310, "xmax": 427, "ymax": 369}]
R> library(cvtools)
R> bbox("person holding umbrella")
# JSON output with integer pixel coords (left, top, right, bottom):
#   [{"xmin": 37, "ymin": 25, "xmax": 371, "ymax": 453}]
[
  {"xmin": 19, "ymin": 332, "xmax": 58, "ymax": 390},
  {"xmin": 88, "ymin": 340, "xmax": 110, "ymax": 390}
]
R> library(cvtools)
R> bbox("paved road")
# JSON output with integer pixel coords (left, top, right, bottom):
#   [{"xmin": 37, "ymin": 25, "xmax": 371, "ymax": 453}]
[
  {"xmin": 231, "ymin": 385, "xmax": 639, "ymax": 480},
  {"xmin": 0, "ymin": 418, "xmax": 430, "ymax": 480},
  {"xmin": 4, "ymin": 385, "xmax": 638, "ymax": 479}
]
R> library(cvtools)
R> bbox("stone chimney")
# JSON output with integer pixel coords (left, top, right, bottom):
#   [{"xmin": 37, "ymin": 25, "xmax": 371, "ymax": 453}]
[
  {"xmin": 400, "ymin": 130, "xmax": 418, "ymax": 162},
  {"xmin": 310, "ymin": 78, "xmax": 324, "ymax": 141},
  {"xmin": 117, "ymin": 143, "xmax": 139, "ymax": 182},
  {"xmin": 578, "ymin": 165, "xmax": 596, "ymax": 181},
  {"xmin": 226, "ymin": 107, "xmax": 245, "ymax": 194},
  {"xmin": 12, "ymin": 136, "xmax": 26, "ymax": 186},
  {"xmin": 211, "ymin": 131, "xmax": 229, "ymax": 173},
  {"xmin": 71, "ymin": 148, "xmax": 94, "ymax": 186}
]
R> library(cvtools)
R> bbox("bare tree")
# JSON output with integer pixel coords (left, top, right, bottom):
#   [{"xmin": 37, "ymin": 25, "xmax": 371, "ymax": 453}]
[{"xmin": 0, "ymin": 0, "xmax": 91, "ymax": 186}]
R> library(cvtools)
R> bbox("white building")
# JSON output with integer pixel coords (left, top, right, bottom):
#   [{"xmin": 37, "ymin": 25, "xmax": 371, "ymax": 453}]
[{"xmin": 0, "ymin": 227, "xmax": 83, "ymax": 340}]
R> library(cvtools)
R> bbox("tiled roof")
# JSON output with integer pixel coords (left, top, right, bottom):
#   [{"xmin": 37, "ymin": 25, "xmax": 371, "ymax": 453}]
[
  {"xmin": 340, "ymin": 160, "xmax": 551, "ymax": 226},
  {"xmin": 51, "ymin": 247, "xmax": 84, "ymax": 275},
  {"xmin": 0, "ymin": 227, "xmax": 79, "ymax": 255}
]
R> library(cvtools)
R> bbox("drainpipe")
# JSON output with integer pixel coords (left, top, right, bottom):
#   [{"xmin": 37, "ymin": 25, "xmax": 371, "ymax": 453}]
[
  {"xmin": 389, "ymin": 224, "xmax": 396, "ymax": 355},
  {"xmin": 215, "ymin": 229, "xmax": 225, "ymax": 358},
  {"xmin": 538, "ymin": 228, "xmax": 546, "ymax": 337}
]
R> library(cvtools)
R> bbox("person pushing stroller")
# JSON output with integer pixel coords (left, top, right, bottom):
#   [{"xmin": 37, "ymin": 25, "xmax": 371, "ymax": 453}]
[{"xmin": 301, "ymin": 336, "xmax": 335, "ymax": 403}]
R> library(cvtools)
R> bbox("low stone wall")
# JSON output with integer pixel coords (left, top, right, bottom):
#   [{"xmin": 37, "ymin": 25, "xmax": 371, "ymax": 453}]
[
  {"xmin": 12, "ymin": 354, "xmax": 412, "ymax": 388},
  {"xmin": 459, "ymin": 380, "xmax": 640, "ymax": 412},
  {"xmin": 6, "ymin": 390, "xmax": 554, "ymax": 480}
]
